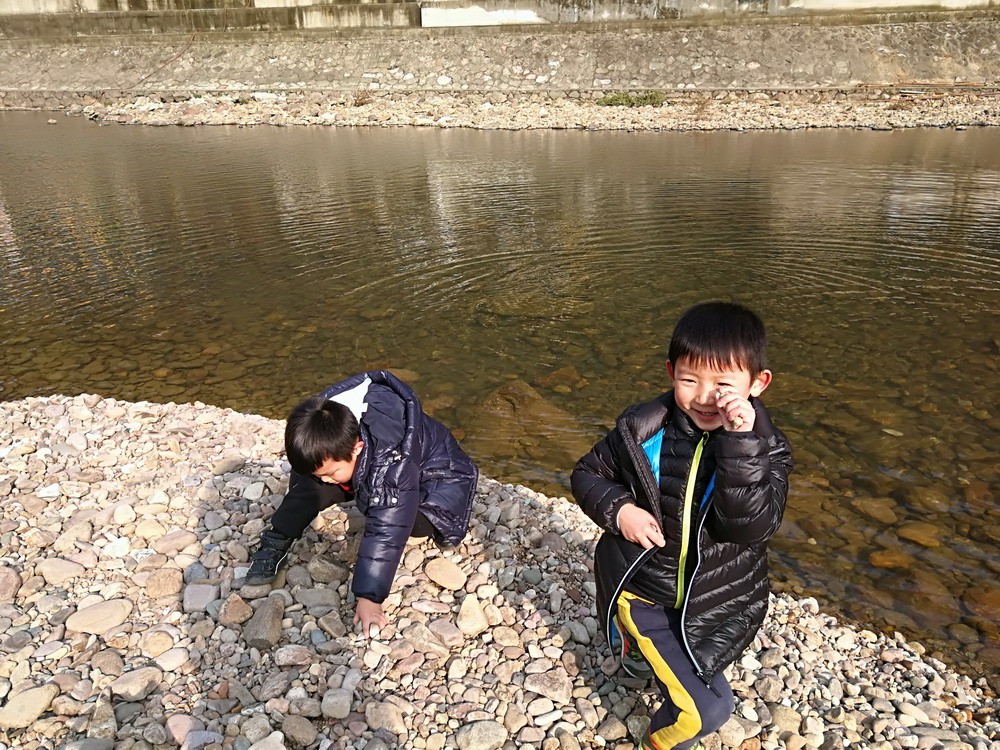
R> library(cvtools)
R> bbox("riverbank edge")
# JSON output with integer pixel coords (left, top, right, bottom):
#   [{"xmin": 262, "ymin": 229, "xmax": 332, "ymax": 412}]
[
  {"xmin": 5, "ymin": 87, "xmax": 1000, "ymax": 132},
  {"xmin": 0, "ymin": 393, "xmax": 998, "ymax": 750}
]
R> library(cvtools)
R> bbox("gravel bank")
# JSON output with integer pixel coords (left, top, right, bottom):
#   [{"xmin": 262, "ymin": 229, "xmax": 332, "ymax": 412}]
[
  {"xmin": 56, "ymin": 90, "xmax": 1000, "ymax": 131},
  {"xmin": 0, "ymin": 394, "xmax": 997, "ymax": 750}
]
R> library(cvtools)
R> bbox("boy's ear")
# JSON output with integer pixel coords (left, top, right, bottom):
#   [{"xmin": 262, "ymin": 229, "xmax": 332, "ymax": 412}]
[
  {"xmin": 665, "ymin": 361, "xmax": 675, "ymax": 380},
  {"xmin": 750, "ymin": 369, "xmax": 772, "ymax": 397},
  {"xmin": 352, "ymin": 440, "xmax": 364, "ymax": 458}
]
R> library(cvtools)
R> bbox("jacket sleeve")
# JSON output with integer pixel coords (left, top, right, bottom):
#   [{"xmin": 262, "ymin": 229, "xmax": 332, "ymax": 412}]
[
  {"xmin": 707, "ymin": 426, "xmax": 792, "ymax": 546},
  {"xmin": 351, "ymin": 458, "xmax": 421, "ymax": 604},
  {"xmin": 571, "ymin": 428, "xmax": 636, "ymax": 535}
]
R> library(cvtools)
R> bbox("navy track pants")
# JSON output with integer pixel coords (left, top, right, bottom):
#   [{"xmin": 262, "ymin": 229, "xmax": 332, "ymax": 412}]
[{"xmin": 618, "ymin": 592, "xmax": 735, "ymax": 750}]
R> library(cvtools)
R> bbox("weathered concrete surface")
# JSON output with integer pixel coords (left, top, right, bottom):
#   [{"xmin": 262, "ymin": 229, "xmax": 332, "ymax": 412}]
[
  {"xmin": 0, "ymin": 5, "xmax": 421, "ymax": 36},
  {"xmin": 0, "ymin": 0, "xmax": 995, "ymax": 20},
  {"xmin": 0, "ymin": 11, "xmax": 997, "ymax": 101}
]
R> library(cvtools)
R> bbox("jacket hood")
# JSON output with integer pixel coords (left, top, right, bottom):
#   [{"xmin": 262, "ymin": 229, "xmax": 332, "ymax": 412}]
[{"xmin": 320, "ymin": 370, "xmax": 422, "ymax": 477}]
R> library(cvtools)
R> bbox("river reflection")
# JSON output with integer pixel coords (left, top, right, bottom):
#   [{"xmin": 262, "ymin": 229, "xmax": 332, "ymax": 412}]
[{"xmin": 1, "ymin": 112, "xmax": 998, "ymax": 682}]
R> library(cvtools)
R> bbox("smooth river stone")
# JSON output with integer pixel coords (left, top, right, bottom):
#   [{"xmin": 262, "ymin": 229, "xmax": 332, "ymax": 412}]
[
  {"xmin": 109, "ymin": 666, "xmax": 163, "ymax": 701},
  {"xmin": 135, "ymin": 519, "xmax": 167, "ymax": 539},
  {"xmin": 165, "ymin": 714, "xmax": 205, "ymax": 744},
  {"xmin": 868, "ymin": 549, "xmax": 915, "ymax": 569},
  {"xmin": 0, "ymin": 567, "xmax": 22, "ymax": 602},
  {"xmin": 37, "ymin": 558, "xmax": 86, "ymax": 585},
  {"xmin": 152, "ymin": 530, "xmax": 198, "ymax": 554},
  {"xmin": 523, "ymin": 668, "xmax": 573, "ymax": 705},
  {"xmin": 428, "ymin": 618, "xmax": 464, "ymax": 648},
  {"xmin": 456, "ymin": 720, "xmax": 508, "ymax": 750},
  {"xmin": 112, "ymin": 504, "xmax": 136, "ymax": 524},
  {"xmin": 247, "ymin": 732, "xmax": 285, "ymax": 750},
  {"xmin": 145, "ymin": 569, "xmax": 184, "ymax": 598},
  {"xmin": 155, "ymin": 647, "xmax": 191, "ymax": 672},
  {"xmin": 183, "ymin": 583, "xmax": 219, "ymax": 613},
  {"xmin": 66, "ymin": 599, "xmax": 133, "ymax": 634},
  {"xmin": 274, "ymin": 645, "xmax": 312, "ymax": 666},
  {"xmin": 140, "ymin": 629, "xmax": 176, "ymax": 658},
  {"xmin": 243, "ymin": 595, "xmax": 284, "ymax": 648},
  {"xmin": 849, "ymin": 497, "xmax": 898, "ymax": 525},
  {"xmin": 217, "ymin": 593, "xmax": 253, "ymax": 626},
  {"xmin": 294, "ymin": 589, "xmax": 339, "ymax": 607},
  {"xmin": 964, "ymin": 584, "xmax": 1000, "ymax": 620},
  {"xmin": 64, "ymin": 741, "xmax": 112, "ymax": 750},
  {"xmin": 456, "ymin": 594, "xmax": 488, "ymax": 637},
  {"xmin": 896, "ymin": 521, "xmax": 941, "ymax": 548},
  {"xmin": 321, "ymin": 689, "xmax": 352, "ymax": 719},
  {"xmin": 282, "ymin": 715, "xmax": 317, "ymax": 747},
  {"xmin": 366, "ymin": 702, "xmax": 406, "ymax": 734},
  {"xmin": 425, "ymin": 558, "xmax": 467, "ymax": 590},
  {"xmin": 0, "ymin": 684, "xmax": 59, "ymax": 729}
]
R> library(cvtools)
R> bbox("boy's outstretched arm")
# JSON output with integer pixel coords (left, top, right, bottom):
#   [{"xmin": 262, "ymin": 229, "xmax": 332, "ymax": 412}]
[
  {"xmin": 709, "ymin": 415, "xmax": 793, "ymax": 545},
  {"xmin": 571, "ymin": 429, "xmax": 638, "ymax": 535},
  {"xmin": 352, "ymin": 459, "xmax": 421, "ymax": 636}
]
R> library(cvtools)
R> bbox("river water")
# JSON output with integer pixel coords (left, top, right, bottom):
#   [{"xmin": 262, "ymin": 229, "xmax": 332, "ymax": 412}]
[{"xmin": 1, "ymin": 112, "xmax": 998, "ymax": 679}]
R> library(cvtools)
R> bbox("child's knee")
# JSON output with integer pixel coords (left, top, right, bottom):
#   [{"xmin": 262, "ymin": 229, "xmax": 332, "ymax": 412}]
[{"xmin": 697, "ymin": 690, "xmax": 735, "ymax": 735}]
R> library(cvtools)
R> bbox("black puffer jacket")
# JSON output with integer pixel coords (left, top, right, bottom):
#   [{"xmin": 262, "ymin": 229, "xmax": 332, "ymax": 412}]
[
  {"xmin": 320, "ymin": 371, "xmax": 478, "ymax": 604},
  {"xmin": 571, "ymin": 390, "xmax": 792, "ymax": 682}
]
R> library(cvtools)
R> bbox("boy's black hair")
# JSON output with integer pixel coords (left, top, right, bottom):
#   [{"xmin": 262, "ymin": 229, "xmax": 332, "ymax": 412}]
[
  {"xmin": 668, "ymin": 301, "xmax": 767, "ymax": 378},
  {"xmin": 284, "ymin": 396, "xmax": 360, "ymax": 476}
]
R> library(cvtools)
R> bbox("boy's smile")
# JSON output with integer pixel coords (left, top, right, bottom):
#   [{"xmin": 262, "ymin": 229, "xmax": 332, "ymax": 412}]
[{"xmin": 667, "ymin": 357, "xmax": 771, "ymax": 431}]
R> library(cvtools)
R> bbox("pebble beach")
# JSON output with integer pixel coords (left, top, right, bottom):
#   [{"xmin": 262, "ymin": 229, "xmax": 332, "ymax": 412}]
[
  {"xmin": 0, "ymin": 394, "xmax": 998, "ymax": 750},
  {"xmin": 62, "ymin": 90, "xmax": 1000, "ymax": 131}
]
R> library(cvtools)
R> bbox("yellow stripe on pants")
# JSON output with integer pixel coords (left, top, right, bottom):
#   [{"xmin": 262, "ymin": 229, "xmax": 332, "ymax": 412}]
[{"xmin": 617, "ymin": 592, "xmax": 702, "ymax": 750}]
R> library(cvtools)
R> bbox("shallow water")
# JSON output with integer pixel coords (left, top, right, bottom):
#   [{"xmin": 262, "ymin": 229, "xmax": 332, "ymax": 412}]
[{"xmin": 1, "ymin": 112, "xmax": 998, "ymax": 679}]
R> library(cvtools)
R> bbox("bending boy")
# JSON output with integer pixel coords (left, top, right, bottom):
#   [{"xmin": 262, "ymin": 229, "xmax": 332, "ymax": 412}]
[
  {"xmin": 247, "ymin": 370, "xmax": 478, "ymax": 636},
  {"xmin": 571, "ymin": 302, "xmax": 793, "ymax": 750}
]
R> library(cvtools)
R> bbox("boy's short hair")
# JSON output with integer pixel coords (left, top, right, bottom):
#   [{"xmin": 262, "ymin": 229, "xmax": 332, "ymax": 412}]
[
  {"xmin": 284, "ymin": 396, "xmax": 360, "ymax": 476},
  {"xmin": 668, "ymin": 301, "xmax": 767, "ymax": 377}
]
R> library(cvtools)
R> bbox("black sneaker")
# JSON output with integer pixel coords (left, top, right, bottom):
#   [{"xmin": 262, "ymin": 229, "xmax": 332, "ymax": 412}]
[
  {"xmin": 246, "ymin": 530, "xmax": 294, "ymax": 586},
  {"xmin": 432, "ymin": 534, "xmax": 458, "ymax": 551}
]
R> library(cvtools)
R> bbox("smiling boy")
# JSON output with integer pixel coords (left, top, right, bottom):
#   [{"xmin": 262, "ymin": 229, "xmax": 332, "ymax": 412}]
[{"xmin": 571, "ymin": 301, "xmax": 793, "ymax": 750}]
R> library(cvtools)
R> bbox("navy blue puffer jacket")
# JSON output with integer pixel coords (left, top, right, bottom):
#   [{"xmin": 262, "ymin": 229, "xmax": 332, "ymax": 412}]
[{"xmin": 320, "ymin": 371, "xmax": 478, "ymax": 604}]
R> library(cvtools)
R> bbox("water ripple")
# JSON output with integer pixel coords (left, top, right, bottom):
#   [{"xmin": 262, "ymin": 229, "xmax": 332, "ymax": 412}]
[{"xmin": 2, "ymin": 113, "xmax": 999, "ymax": 675}]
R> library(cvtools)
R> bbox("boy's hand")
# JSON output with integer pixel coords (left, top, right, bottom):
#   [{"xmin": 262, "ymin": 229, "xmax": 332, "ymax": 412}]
[
  {"xmin": 617, "ymin": 504, "xmax": 665, "ymax": 549},
  {"xmin": 715, "ymin": 388, "xmax": 755, "ymax": 432},
  {"xmin": 354, "ymin": 598, "xmax": 388, "ymax": 638}
]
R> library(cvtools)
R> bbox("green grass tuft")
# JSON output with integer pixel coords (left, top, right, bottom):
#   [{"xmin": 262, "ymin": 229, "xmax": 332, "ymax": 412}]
[{"xmin": 596, "ymin": 91, "xmax": 666, "ymax": 108}]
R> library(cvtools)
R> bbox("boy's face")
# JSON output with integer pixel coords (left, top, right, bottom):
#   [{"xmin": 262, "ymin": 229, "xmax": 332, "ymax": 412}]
[
  {"xmin": 313, "ymin": 440, "xmax": 364, "ymax": 485},
  {"xmin": 667, "ymin": 356, "xmax": 771, "ymax": 431}
]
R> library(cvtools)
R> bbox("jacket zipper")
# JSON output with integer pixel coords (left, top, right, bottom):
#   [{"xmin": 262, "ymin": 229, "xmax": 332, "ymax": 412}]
[
  {"xmin": 674, "ymin": 431, "xmax": 708, "ymax": 609},
  {"xmin": 611, "ymin": 420, "xmax": 719, "ymax": 686},
  {"xmin": 680, "ymin": 479, "xmax": 715, "ymax": 684},
  {"xmin": 604, "ymin": 544, "xmax": 658, "ymax": 653}
]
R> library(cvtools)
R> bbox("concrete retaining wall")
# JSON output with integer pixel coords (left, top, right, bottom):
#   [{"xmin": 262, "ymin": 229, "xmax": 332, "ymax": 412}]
[
  {"xmin": 0, "ymin": 0, "xmax": 995, "ymax": 21},
  {"xmin": 0, "ymin": 4, "xmax": 421, "ymax": 34},
  {"xmin": 0, "ymin": 11, "xmax": 997, "ymax": 105}
]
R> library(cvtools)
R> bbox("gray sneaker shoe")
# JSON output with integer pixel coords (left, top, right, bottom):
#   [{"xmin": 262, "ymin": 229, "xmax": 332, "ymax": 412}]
[{"xmin": 614, "ymin": 616, "xmax": 654, "ymax": 680}]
